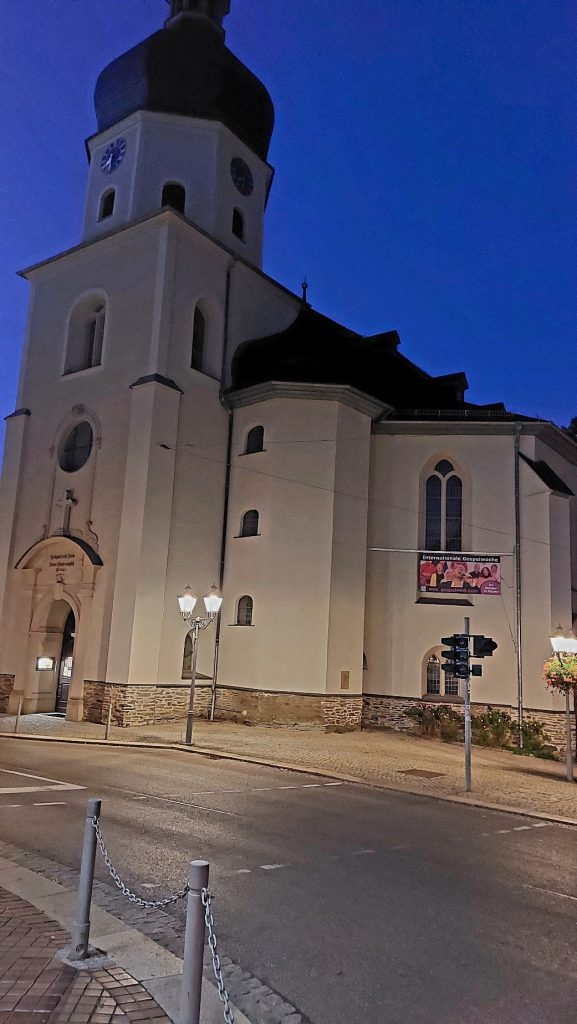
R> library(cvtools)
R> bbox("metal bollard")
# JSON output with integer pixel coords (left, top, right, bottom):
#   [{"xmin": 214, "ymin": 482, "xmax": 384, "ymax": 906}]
[
  {"xmin": 69, "ymin": 798, "xmax": 102, "ymax": 960},
  {"xmin": 180, "ymin": 860, "xmax": 209, "ymax": 1024},
  {"xmin": 14, "ymin": 695, "xmax": 23, "ymax": 734}
]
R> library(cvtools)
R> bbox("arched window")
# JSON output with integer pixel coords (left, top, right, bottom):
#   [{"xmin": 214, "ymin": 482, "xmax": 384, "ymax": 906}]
[
  {"xmin": 425, "ymin": 460, "xmax": 462, "ymax": 551},
  {"xmin": 161, "ymin": 182, "xmax": 186, "ymax": 214},
  {"xmin": 182, "ymin": 633, "xmax": 193, "ymax": 676},
  {"xmin": 241, "ymin": 510, "xmax": 259, "ymax": 537},
  {"xmin": 98, "ymin": 189, "xmax": 115, "ymax": 221},
  {"xmin": 65, "ymin": 297, "xmax": 106, "ymax": 374},
  {"xmin": 191, "ymin": 307, "xmax": 206, "ymax": 371},
  {"xmin": 236, "ymin": 595, "xmax": 253, "ymax": 626},
  {"xmin": 425, "ymin": 654, "xmax": 441, "ymax": 695},
  {"xmin": 245, "ymin": 426, "xmax": 264, "ymax": 454},
  {"xmin": 424, "ymin": 651, "xmax": 460, "ymax": 698},
  {"xmin": 232, "ymin": 208, "xmax": 245, "ymax": 241}
]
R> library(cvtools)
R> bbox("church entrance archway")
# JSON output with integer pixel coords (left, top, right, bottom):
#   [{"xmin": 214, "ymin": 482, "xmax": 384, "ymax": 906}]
[
  {"xmin": 4, "ymin": 536, "xmax": 102, "ymax": 721},
  {"xmin": 31, "ymin": 598, "xmax": 76, "ymax": 715},
  {"xmin": 55, "ymin": 608, "xmax": 76, "ymax": 714}
]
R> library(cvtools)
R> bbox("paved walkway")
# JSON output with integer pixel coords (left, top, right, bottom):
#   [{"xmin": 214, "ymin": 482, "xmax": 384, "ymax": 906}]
[
  {"xmin": 0, "ymin": 887, "xmax": 170, "ymax": 1023},
  {"xmin": 2, "ymin": 713, "xmax": 577, "ymax": 822}
]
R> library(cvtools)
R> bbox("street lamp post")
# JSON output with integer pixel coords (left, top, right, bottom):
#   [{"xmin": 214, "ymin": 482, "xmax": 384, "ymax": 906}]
[
  {"xmin": 550, "ymin": 626, "xmax": 577, "ymax": 783},
  {"xmin": 178, "ymin": 585, "xmax": 223, "ymax": 745}
]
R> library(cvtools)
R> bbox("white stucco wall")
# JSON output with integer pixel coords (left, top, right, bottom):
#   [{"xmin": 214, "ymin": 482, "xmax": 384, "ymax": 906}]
[{"xmin": 365, "ymin": 424, "xmax": 577, "ymax": 714}]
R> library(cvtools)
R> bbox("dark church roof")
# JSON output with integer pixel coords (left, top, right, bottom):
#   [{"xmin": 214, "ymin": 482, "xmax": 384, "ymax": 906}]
[
  {"xmin": 94, "ymin": 12, "xmax": 274, "ymax": 161},
  {"xmin": 230, "ymin": 305, "xmax": 509, "ymax": 417}
]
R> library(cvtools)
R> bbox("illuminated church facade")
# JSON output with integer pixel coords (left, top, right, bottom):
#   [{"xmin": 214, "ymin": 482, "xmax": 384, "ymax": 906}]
[{"xmin": 1, "ymin": 0, "xmax": 576, "ymax": 744}]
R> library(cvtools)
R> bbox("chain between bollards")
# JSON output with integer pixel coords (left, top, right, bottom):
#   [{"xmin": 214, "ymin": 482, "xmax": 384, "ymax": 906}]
[{"xmin": 69, "ymin": 797, "xmax": 101, "ymax": 960}]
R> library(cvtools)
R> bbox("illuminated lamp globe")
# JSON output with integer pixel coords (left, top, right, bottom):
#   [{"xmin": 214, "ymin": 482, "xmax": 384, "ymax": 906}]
[
  {"xmin": 178, "ymin": 587, "xmax": 198, "ymax": 619},
  {"xmin": 550, "ymin": 626, "xmax": 577, "ymax": 655},
  {"xmin": 204, "ymin": 585, "xmax": 223, "ymax": 616}
]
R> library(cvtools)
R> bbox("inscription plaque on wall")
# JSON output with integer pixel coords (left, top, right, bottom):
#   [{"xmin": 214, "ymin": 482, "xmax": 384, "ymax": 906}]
[
  {"xmin": 340, "ymin": 671, "xmax": 350, "ymax": 690},
  {"xmin": 49, "ymin": 554, "xmax": 76, "ymax": 570}
]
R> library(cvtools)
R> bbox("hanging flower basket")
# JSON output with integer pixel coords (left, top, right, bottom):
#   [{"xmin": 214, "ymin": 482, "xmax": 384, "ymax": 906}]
[{"xmin": 543, "ymin": 655, "xmax": 577, "ymax": 694}]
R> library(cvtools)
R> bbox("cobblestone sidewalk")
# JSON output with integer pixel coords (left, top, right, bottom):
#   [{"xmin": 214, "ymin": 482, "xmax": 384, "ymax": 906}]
[
  {"xmin": 3, "ymin": 713, "xmax": 577, "ymax": 822},
  {"xmin": 0, "ymin": 887, "xmax": 170, "ymax": 1023}
]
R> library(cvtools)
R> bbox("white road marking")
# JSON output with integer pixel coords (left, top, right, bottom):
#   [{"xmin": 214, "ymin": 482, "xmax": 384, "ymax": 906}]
[
  {"xmin": 0, "ymin": 804, "xmax": 22, "ymax": 808},
  {"xmin": 0, "ymin": 768, "xmax": 84, "ymax": 795},
  {"xmin": 235, "ymin": 869, "xmax": 252, "ymax": 875},
  {"xmin": 32, "ymin": 801, "xmax": 67, "ymax": 807},
  {"xmin": 353, "ymin": 849, "xmax": 376, "ymax": 856},
  {"xmin": 261, "ymin": 864, "xmax": 286, "ymax": 871},
  {"xmin": 524, "ymin": 884, "xmax": 577, "ymax": 902},
  {"xmin": 484, "ymin": 822, "xmax": 554, "ymax": 837}
]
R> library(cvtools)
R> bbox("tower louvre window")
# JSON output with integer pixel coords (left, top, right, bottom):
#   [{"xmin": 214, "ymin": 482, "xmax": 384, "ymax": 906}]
[
  {"xmin": 162, "ymin": 182, "xmax": 186, "ymax": 214},
  {"xmin": 191, "ymin": 307, "xmax": 206, "ymax": 371},
  {"xmin": 65, "ymin": 297, "xmax": 106, "ymax": 375},
  {"xmin": 98, "ymin": 189, "xmax": 115, "ymax": 221},
  {"xmin": 232, "ymin": 208, "xmax": 245, "ymax": 241}
]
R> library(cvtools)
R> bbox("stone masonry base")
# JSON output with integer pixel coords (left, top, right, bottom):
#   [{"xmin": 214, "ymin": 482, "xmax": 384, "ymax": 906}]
[
  {"xmin": 82, "ymin": 681, "xmax": 364, "ymax": 731},
  {"xmin": 362, "ymin": 693, "xmax": 574, "ymax": 756},
  {"xmin": 0, "ymin": 674, "xmax": 14, "ymax": 713}
]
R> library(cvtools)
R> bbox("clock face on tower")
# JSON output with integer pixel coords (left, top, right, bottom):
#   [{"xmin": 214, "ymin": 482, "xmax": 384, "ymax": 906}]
[
  {"xmin": 231, "ymin": 157, "xmax": 254, "ymax": 196},
  {"xmin": 100, "ymin": 138, "xmax": 127, "ymax": 175}
]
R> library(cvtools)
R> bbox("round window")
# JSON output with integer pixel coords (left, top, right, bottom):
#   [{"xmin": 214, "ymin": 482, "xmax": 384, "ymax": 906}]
[{"xmin": 59, "ymin": 422, "xmax": 93, "ymax": 473}]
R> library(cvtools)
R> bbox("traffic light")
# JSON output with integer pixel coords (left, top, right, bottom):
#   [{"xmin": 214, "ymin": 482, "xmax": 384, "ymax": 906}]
[
  {"xmin": 472, "ymin": 635, "xmax": 498, "ymax": 658},
  {"xmin": 440, "ymin": 634, "xmax": 470, "ymax": 678}
]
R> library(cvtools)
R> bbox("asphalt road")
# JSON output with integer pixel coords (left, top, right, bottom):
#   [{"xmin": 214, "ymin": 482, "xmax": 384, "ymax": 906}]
[{"xmin": 0, "ymin": 739, "xmax": 576, "ymax": 1024}]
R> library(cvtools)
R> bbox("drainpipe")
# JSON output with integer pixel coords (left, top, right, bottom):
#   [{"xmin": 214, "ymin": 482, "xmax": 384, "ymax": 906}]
[
  {"xmin": 514, "ymin": 426, "xmax": 524, "ymax": 747},
  {"xmin": 210, "ymin": 258, "xmax": 238, "ymax": 721}
]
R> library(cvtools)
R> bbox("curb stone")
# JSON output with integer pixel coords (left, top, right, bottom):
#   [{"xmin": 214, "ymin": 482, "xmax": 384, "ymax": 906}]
[
  {"xmin": 1, "ymin": 728, "xmax": 577, "ymax": 827},
  {"xmin": 0, "ymin": 837, "xmax": 312, "ymax": 1024}
]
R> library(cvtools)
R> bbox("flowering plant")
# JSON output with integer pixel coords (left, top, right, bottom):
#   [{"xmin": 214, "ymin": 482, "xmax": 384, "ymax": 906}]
[{"xmin": 543, "ymin": 654, "xmax": 577, "ymax": 693}]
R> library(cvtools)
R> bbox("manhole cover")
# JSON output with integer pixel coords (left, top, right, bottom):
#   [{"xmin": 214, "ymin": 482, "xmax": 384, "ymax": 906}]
[{"xmin": 400, "ymin": 769, "xmax": 445, "ymax": 779}]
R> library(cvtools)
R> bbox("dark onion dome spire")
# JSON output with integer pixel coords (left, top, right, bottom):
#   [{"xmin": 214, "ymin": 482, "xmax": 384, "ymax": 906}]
[
  {"xmin": 167, "ymin": 0, "xmax": 230, "ymax": 27},
  {"xmin": 94, "ymin": 0, "xmax": 274, "ymax": 161}
]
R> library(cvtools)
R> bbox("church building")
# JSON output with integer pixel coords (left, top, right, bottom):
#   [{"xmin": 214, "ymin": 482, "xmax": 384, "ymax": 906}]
[{"xmin": 1, "ymin": 0, "xmax": 576, "ymax": 743}]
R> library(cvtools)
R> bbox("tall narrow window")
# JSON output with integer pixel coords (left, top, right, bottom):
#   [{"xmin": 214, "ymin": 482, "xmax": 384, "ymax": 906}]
[
  {"xmin": 98, "ymin": 189, "xmax": 115, "ymax": 221},
  {"xmin": 245, "ymin": 426, "xmax": 264, "ymax": 454},
  {"xmin": 236, "ymin": 596, "xmax": 253, "ymax": 626},
  {"xmin": 191, "ymin": 307, "xmax": 206, "ymax": 371},
  {"xmin": 424, "ymin": 460, "xmax": 463, "ymax": 551},
  {"xmin": 240, "ymin": 510, "xmax": 259, "ymax": 537},
  {"xmin": 182, "ymin": 633, "xmax": 193, "ymax": 676},
  {"xmin": 426, "ymin": 654, "xmax": 441, "ymax": 695},
  {"xmin": 65, "ymin": 297, "xmax": 106, "ymax": 374},
  {"xmin": 161, "ymin": 182, "xmax": 186, "ymax": 213},
  {"xmin": 232, "ymin": 208, "xmax": 245, "ymax": 241}
]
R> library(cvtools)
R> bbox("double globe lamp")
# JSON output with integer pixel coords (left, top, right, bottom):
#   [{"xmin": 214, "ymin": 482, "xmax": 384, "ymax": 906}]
[{"xmin": 178, "ymin": 585, "xmax": 223, "ymax": 745}]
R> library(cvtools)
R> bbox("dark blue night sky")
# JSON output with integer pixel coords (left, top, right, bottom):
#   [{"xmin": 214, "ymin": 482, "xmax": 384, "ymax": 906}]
[{"xmin": 1, "ymin": 0, "xmax": 575, "ymax": 458}]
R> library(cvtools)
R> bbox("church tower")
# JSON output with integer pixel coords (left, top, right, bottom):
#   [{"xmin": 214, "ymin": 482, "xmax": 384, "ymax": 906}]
[
  {"xmin": 0, "ymin": 1, "xmax": 300, "ymax": 722},
  {"xmin": 83, "ymin": 0, "xmax": 274, "ymax": 267}
]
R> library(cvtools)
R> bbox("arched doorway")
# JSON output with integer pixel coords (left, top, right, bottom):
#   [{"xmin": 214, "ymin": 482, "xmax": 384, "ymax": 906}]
[{"xmin": 55, "ymin": 608, "xmax": 75, "ymax": 714}]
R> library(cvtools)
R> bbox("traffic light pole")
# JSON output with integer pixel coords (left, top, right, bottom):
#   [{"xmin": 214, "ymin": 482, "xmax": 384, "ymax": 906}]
[{"xmin": 464, "ymin": 616, "xmax": 472, "ymax": 792}]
